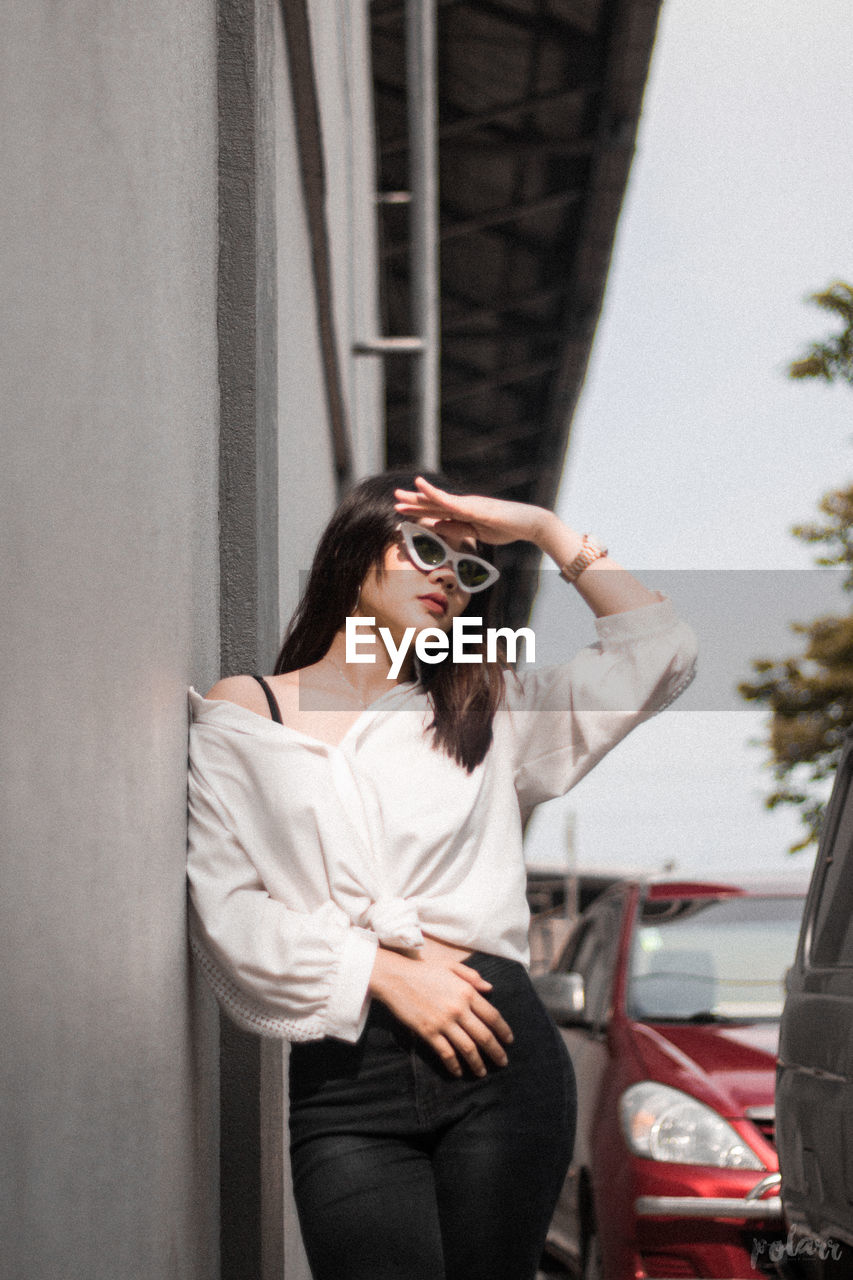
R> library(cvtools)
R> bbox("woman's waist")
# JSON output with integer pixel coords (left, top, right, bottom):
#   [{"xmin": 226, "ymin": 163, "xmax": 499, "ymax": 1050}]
[
  {"xmin": 292, "ymin": 948, "xmax": 530, "ymax": 1052},
  {"xmin": 415, "ymin": 932, "xmax": 475, "ymax": 966},
  {"xmin": 362, "ymin": 949, "xmax": 530, "ymax": 1038},
  {"xmin": 289, "ymin": 949, "xmax": 547, "ymax": 1092}
]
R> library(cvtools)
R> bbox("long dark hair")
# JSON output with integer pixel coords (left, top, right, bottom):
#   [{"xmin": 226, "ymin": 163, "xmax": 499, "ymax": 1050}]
[{"xmin": 274, "ymin": 470, "xmax": 506, "ymax": 771}]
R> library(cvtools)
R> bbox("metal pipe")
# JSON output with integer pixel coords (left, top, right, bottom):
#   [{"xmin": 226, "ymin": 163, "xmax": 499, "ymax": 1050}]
[
  {"xmin": 405, "ymin": 0, "xmax": 440, "ymax": 469},
  {"xmin": 353, "ymin": 337, "xmax": 427, "ymax": 354},
  {"xmin": 634, "ymin": 1195, "xmax": 783, "ymax": 1223}
]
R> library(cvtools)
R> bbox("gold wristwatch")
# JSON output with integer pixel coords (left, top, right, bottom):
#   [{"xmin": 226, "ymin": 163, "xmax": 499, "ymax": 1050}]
[{"xmin": 559, "ymin": 534, "xmax": 608, "ymax": 583}]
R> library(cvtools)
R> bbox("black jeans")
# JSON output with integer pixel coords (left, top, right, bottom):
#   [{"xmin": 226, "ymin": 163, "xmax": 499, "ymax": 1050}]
[{"xmin": 289, "ymin": 952, "xmax": 576, "ymax": 1280}]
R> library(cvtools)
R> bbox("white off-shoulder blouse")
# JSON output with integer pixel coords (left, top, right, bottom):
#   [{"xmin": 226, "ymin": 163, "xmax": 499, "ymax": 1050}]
[{"xmin": 187, "ymin": 595, "xmax": 697, "ymax": 1045}]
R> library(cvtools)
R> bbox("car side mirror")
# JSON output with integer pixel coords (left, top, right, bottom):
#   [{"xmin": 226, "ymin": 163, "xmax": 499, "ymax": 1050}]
[{"xmin": 533, "ymin": 971, "xmax": 587, "ymax": 1026}]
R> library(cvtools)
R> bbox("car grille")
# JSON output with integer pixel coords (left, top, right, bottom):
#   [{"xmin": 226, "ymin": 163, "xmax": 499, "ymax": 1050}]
[
  {"xmin": 746, "ymin": 1105, "xmax": 775, "ymax": 1147},
  {"xmin": 639, "ymin": 1255, "xmax": 696, "ymax": 1277}
]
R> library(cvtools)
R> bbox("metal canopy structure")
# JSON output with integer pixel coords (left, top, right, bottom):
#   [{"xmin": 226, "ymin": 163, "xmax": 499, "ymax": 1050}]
[{"xmin": 370, "ymin": 0, "xmax": 662, "ymax": 626}]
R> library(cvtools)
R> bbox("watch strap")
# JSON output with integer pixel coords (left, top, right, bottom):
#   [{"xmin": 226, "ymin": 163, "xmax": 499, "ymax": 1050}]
[{"xmin": 559, "ymin": 534, "xmax": 608, "ymax": 583}]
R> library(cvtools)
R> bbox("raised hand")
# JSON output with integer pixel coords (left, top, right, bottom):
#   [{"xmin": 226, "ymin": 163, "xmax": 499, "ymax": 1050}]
[
  {"xmin": 394, "ymin": 475, "xmax": 550, "ymax": 548},
  {"xmin": 396, "ymin": 473, "xmax": 660, "ymax": 616}
]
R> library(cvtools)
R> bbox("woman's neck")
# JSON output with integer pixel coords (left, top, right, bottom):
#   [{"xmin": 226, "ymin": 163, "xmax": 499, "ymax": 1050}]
[{"xmin": 325, "ymin": 629, "xmax": 415, "ymax": 701}]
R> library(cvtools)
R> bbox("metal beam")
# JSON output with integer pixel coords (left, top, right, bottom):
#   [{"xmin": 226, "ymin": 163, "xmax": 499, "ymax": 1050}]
[
  {"xmin": 440, "ymin": 189, "xmax": 582, "ymax": 243},
  {"xmin": 372, "ymin": 0, "xmax": 458, "ymax": 25},
  {"xmin": 463, "ymin": 460, "xmax": 545, "ymax": 491},
  {"xmin": 354, "ymin": 336, "xmax": 426, "ymax": 354},
  {"xmin": 372, "ymin": 75, "xmax": 407, "ymax": 104},
  {"xmin": 440, "ymin": 355, "xmax": 559, "ymax": 406},
  {"xmin": 442, "ymin": 322, "xmax": 565, "ymax": 340},
  {"xmin": 382, "ymin": 84, "xmax": 598, "ymax": 155},
  {"xmin": 281, "ymin": 0, "xmax": 352, "ymax": 487},
  {"xmin": 384, "ymin": 364, "xmax": 546, "ymax": 429},
  {"xmin": 406, "ymin": 0, "xmax": 441, "ymax": 468},
  {"xmin": 438, "ymin": 280, "xmax": 564, "ymax": 318},
  {"xmin": 439, "ymin": 135, "xmax": 596, "ymax": 157},
  {"xmin": 383, "ymin": 262, "xmax": 565, "ymax": 330},
  {"xmin": 440, "ymin": 82, "xmax": 597, "ymax": 138},
  {"xmin": 442, "ymin": 420, "xmax": 545, "ymax": 461},
  {"xmin": 381, "ymin": 188, "xmax": 581, "ymax": 258},
  {"xmin": 455, "ymin": 0, "xmax": 596, "ymax": 41}
]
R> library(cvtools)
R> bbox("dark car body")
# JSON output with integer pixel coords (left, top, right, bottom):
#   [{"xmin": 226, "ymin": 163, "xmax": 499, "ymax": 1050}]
[
  {"xmin": 776, "ymin": 729, "xmax": 853, "ymax": 1275},
  {"xmin": 535, "ymin": 878, "xmax": 806, "ymax": 1280}
]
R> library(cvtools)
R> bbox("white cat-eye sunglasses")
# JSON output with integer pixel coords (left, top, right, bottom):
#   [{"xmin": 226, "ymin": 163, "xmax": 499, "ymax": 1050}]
[{"xmin": 397, "ymin": 521, "xmax": 500, "ymax": 594}]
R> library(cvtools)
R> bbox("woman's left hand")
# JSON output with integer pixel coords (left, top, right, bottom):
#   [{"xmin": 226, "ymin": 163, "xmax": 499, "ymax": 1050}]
[
  {"xmin": 397, "ymin": 475, "xmax": 662, "ymax": 617},
  {"xmin": 394, "ymin": 476, "xmax": 550, "ymax": 548}
]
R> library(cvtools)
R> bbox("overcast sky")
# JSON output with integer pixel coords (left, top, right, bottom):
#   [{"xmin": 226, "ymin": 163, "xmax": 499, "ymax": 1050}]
[{"xmin": 524, "ymin": 0, "xmax": 853, "ymax": 881}]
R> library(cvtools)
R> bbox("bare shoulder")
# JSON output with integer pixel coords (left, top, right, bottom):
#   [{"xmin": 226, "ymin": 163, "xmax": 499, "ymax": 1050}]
[{"xmin": 204, "ymin": 674, "xmax": 270, "ymax": 717}]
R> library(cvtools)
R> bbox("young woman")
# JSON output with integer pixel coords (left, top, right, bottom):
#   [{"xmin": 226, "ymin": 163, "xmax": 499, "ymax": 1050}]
[{"xmin": 187, "ymin": 471, "xmax": 697, "ymax": 1280}]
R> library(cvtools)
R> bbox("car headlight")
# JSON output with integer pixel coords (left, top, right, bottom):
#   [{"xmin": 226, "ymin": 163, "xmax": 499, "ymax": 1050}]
[{"xmin": 619, "ymin": 1082, "xmax": 763, "ymax": 1169}]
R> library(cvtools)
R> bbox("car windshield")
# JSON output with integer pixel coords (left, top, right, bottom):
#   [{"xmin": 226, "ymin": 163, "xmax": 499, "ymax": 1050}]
[{"xmin": 627, "ymin": 895, "xmax": 803, "ymax": 1023}]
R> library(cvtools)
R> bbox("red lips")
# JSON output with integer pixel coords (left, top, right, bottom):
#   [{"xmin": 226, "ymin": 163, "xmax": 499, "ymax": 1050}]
[{"xmin": 418, "ymin": 592, "xmax": 448, "ymax": 614}]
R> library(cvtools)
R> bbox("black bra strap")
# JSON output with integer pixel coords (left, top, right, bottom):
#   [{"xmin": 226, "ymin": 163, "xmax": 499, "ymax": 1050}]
[{"xmin": 252, "ymin": 674, "xmax": 283, "ymax": 724}]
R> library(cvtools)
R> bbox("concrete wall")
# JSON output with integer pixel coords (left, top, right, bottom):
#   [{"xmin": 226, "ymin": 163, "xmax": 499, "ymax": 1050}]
[
  {"xmin": 276, "ymin": 0, "xmax": 385, "ymax": 625},
  {"xmin": 1, "ymin": 2, "xmax": 385, "ymax": 1277},
  {"xmin": 269, "ymin": 7, "xmax": 387, "ymax": 1276},
  {"xmin": 1, "ymin": 4, "xmax": 220, "ymax": 1278}
]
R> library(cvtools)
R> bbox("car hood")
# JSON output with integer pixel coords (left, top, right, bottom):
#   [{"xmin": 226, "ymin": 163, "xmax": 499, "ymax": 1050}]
[{"xmin": 628, "ymin": 1019, "xmax": 779, "ymax": 1116}]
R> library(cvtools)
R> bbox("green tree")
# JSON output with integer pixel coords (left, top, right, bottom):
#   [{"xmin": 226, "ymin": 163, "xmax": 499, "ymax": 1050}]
[
  {"xmin": 739, "ymin": 282, "xmax": 853, "ymax": 850},
  {"xmin": 788, "ymin": 281, "xmax": 853, "ymax": 385}
]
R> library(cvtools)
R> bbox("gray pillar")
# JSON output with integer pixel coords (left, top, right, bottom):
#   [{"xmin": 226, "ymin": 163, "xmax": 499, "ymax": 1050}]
[
  {"xmin": 219, "ymin": 0, "xmax": 281, "ymax": 677},
  {"xmin": 217, "ymin": 3, "xmax": 282, "ymax": 1279}
]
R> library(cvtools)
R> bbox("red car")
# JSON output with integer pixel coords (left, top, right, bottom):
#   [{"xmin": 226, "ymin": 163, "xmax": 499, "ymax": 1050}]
[{"xmin": 534, "ymin": 879, "xmax": 806, "ymax": 1280}]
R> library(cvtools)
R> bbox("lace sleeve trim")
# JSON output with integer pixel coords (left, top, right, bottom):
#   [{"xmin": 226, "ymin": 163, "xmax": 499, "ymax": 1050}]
[
  {"xmin": 651, "ymin": 652, "xmax": 698, "ymax": 716},
  {"xmin": 189, "ymin": 932, "xmax": 326, "ymax": 1042}
]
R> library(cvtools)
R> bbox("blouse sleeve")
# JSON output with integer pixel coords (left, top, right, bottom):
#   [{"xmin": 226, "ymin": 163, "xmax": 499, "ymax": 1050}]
[
  {"xmin": 505, "ymin": 595, "xmax": 697, "ymax": 821},
  {"xmin": 186, "ymin": 746, "xmax": 379, "ymax": 1044}
]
